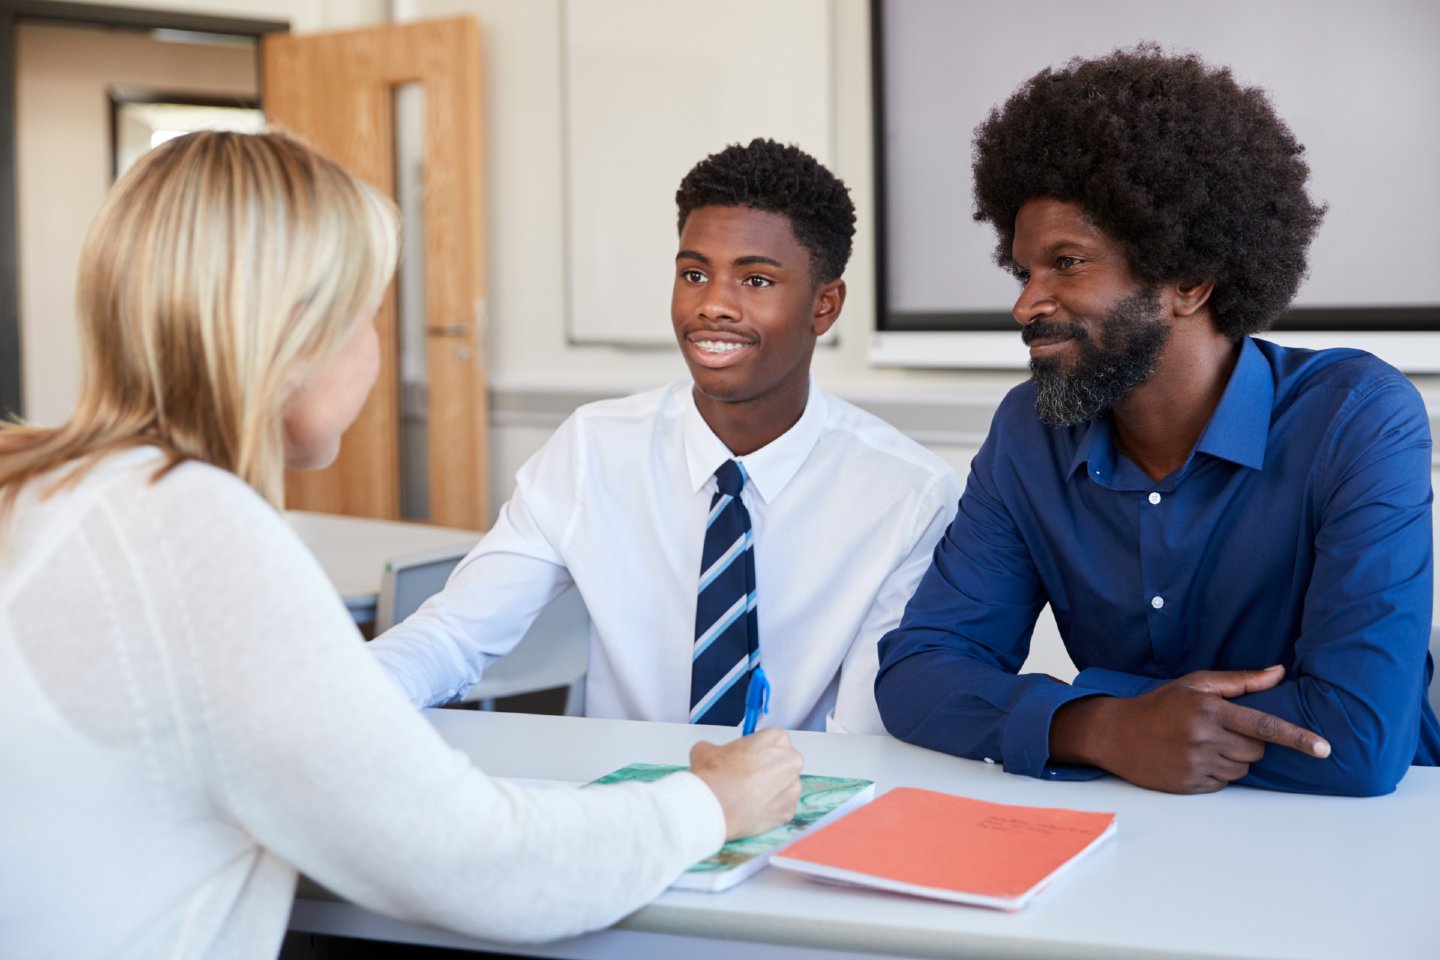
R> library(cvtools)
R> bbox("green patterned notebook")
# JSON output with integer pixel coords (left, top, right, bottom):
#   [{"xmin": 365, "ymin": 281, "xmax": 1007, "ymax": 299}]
[{"xmin": 589, "ymin": 762, "xmax": 876, "ymax": 892}]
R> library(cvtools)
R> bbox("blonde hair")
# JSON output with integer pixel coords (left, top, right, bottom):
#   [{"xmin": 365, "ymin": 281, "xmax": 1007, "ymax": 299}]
[{"xmin": 0, "ymin": 130, "xmax": 399, "ymax": 518}]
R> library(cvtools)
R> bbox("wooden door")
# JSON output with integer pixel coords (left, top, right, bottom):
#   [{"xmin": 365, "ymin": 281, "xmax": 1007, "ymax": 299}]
[{"xmin": 262, "ymin": 18, "xmax": 489, "ymax": 530}]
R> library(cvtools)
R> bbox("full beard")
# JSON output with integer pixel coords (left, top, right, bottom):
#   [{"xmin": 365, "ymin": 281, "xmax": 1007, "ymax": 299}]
[{"xmin": 1026, "ymin": 290, "xmax": 1169, "ymax": 428}]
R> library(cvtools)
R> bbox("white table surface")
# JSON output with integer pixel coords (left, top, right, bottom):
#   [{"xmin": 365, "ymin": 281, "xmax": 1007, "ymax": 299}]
[
  {"xmin": 289, "ymin": 710, "xmax": 1440, "ymax": 960},
  {"xmin": 284, "ymin": 510, "xmax": 481, "ymax": 619}
]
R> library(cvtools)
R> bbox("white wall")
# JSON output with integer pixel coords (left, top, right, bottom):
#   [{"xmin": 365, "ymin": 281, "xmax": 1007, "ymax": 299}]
[
  {"xmin": 49, "ymin": 0, "xmax": 385, "ymax": 33},
  {"xmin": 16, "ymin": 23, "xmax": 257, "ymax": 425},
  {"xmin": 14, "ymin": 0, "xmax": 392, "ymax": 426},
  {"xmin": 393, "ymin": 0, "xmax": 1440, "ymax": 459},
  {"xmin": 21, "ymin": 0, "xmax": 1440, "ymax": 681},
  {"xmin": 396, "ymin": 0, "xmax": 1015, "ymax": 401}
]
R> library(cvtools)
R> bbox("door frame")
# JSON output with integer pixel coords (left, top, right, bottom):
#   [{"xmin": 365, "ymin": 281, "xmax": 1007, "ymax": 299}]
[{"xmin": 0, "ymin": 1, "xmax": 288, "ymax": 418}]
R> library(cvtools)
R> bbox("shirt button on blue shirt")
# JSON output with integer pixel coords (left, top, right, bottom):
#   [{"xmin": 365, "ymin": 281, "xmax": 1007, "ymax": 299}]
[
  {"xmin": 1148, "ymin": 492, "xmax": 1162, "ymax": 504},
  {"xmin": 1151, "ymin": 596, "xmax": 1165, "ymax": 610}
]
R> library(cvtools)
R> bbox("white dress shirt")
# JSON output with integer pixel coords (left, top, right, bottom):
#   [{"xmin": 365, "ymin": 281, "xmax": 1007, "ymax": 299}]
[{"xmin": 369, "ymin": 379, "xmax": 959, "ymax": 733}]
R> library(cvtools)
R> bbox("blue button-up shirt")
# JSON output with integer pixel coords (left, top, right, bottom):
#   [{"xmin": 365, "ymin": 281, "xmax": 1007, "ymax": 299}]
[{"xmin": 877, "ymin": 338, "xmax": 1439, "ymax": 796}]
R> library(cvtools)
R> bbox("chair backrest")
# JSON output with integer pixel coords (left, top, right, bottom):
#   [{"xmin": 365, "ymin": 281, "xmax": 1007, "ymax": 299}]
[
  {"xmin": 374, "ymin": 544, "xmax": 472, "ymax": 634},
  {"xmin": 462, "ymin": 587, "xmax": 590, "ymax": 711},
  {"xmin": 373, "ymin": 546, "xmax": 590, "ymax": 714},
  {"xmin": 1430, "ymin": 625, "xmax": 1440, "ymax": 718}
]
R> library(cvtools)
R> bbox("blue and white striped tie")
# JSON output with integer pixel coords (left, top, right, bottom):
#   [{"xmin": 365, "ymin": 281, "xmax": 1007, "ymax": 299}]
[{"xmin": 690, "ymin": 459, "xmax": 759, "ymax": 726}]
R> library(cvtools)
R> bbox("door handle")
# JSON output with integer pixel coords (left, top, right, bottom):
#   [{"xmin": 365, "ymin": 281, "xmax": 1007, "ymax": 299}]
[{"xmin": 425, "ymin": 324, "xmax": 470, "ymax": 337}]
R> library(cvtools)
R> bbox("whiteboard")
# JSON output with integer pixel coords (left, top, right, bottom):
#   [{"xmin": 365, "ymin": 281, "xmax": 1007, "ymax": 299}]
[
  {"xmin": 879, "ymin": 0, "xmax": 1440, "ymax": 318},
  {"xmin": 562, "ymin": 0, "xmax": 835, "ymax": 346}
]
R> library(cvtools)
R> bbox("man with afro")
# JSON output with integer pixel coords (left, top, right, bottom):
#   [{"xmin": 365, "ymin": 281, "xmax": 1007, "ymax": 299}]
[
  {"xmin": 371, "ymin": 139, "xmax": 958, "ymax": 733},
  {"xmin": 877, "ymin": 45, "xmax": 1438, "ymax": 796}
]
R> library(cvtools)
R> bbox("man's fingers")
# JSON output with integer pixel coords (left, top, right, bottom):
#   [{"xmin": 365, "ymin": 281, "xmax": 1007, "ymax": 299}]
[
  {"xmin": 1218, "ymin": 702, "xmax": 1331, "ymax": 758},
  {"xmin": 1211, "ymin": 756, "xmax": 1252, "ymax": 784},
  {"xmin": 1214, "ymin": 730, "xmax": 1266, "ymax": 765},
  {"xmin": 1188, "ymin": 665, "xmax": 1286, "ymax": 698}
]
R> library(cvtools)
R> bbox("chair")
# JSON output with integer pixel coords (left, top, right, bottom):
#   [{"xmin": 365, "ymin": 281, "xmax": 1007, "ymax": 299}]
[
  {"xmin": 374, "ymin": 544, "xmax": 474, "ymax": 634},
  {"xmin": 460, "ymin": 587, "xmax": 589, "ymax": 716},
  {"xmin": 1430, "ymin": 626, "xmax": 1440, "ymax": 718},
  {"xmin": 374, "ymin": 545, "xmax": 589, "ymax": 715}
]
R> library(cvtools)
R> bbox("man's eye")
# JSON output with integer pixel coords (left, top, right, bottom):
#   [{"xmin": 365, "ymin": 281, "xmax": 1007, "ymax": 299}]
[
  {"xmin": 681, "ymin": 269, "xmax": 706, "ymax": 283},
  {"xmin": 1057, "ymin": 256, "xmax": 1083, "ymax": 270},
  {"xmin": 742, "ymin": 275, "xmax": 773, "ymax": 288},
  {"xmin": 1013, "ymin": 270, "xmax": 1031, "ymax": 287}
]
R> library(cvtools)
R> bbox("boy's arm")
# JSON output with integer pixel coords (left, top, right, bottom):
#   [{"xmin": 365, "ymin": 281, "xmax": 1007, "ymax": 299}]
[
  {"xmin": 829, "ymin": 470, "xmax": 958, "ymax": 735},
  {"xmin": 874, "ymin": 442, "xmax": 1103, "ymax": 779},
  {"xmin": 369, "ymin": 415, "xmax": 585, "ymax": 708},
  {"xmin": 367, "ymin": 494, "xmax": 574, "ymax": 707}
]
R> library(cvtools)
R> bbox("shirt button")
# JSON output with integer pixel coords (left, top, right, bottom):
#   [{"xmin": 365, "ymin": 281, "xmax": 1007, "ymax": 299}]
[
  {"xmin": 1151, "ymin": 596, "xmax": 1165, "ymax": 610},
  {"xmin": 983, "ymin": 757, "xmax": 995, "ymax": 765},
  {"xmin": 1148, "ymin": 492, "xmax": 1161, "ymax": 505}
]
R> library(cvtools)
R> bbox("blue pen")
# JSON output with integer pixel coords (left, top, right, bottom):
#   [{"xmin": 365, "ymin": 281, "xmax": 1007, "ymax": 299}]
[{"xmin": 741, "ymin": 667, "xmax": 770, "ymax": 735}]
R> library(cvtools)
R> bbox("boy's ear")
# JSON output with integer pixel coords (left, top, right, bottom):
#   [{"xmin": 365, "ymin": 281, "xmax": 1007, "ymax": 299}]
[{"xmin": 812, "ymin": 279, "xmax": 846, "ymax": 337}]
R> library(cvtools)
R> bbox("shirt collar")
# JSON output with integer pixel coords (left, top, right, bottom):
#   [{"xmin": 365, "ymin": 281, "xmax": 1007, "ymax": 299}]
[
  {"xmin": 1192, "ymin": 336, "xmax": 1273, "ymax": 470},
  {"xmin": 1067, "ymin": 416, "xmax": 1113, "ymax": 483},
  {"xmin": 683, "ymin": 378, "xmax": 827, "ymax": 504},
  {"xmin": 1065, "ymin": 336, "xmax": 1274, "ymax": 483}
]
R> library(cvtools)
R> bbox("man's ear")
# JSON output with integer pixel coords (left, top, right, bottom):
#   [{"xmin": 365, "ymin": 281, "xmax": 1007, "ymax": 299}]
[
  {"xmin": 812, "ymin": 279, "xmax": 846, "ymax": 336},
  {"xmin": 1171, "ymin": 278, "xmax": 1215, "ymax": 318}
]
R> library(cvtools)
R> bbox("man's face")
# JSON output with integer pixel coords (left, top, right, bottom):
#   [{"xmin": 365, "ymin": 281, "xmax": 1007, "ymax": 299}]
[
  {"xmin": 1010, "ymin": 197, "xmax": 1170, "ymax": 427},
  {"xmin": 671, "ymin": 205, "xmax": 840, "ymax": 409}
]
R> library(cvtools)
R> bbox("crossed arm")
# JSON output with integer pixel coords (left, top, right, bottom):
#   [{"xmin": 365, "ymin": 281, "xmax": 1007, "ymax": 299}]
[{"xmin": 1048, "ymin": 665, "xmax": 1330, "ymax": 794}]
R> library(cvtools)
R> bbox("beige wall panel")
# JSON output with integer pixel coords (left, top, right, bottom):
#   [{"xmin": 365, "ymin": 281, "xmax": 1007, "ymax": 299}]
[
  {"xmin": 16, "ymin": 22, "xmax": 257, "ymax": 426},
  {"xmin": 53, "ymin": 0, "xmax": 372, "ymax": 34}
]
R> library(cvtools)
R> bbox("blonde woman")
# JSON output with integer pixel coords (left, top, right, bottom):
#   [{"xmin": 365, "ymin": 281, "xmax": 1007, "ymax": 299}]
[{"xmin": 0, "ymin": 131, "xmax": 801, "ymax": 959}]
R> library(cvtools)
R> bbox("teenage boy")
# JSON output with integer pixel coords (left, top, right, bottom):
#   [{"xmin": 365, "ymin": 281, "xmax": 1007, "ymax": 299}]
[
  {"xmin": 371, "ymin": 139, "xmax": 958, "ymax": 733},
  {"xmin": 876, "ymin": 45, "xmax": 1439, "ymax": 796}
]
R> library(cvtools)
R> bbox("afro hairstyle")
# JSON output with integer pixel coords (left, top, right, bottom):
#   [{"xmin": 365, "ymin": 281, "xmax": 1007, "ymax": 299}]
[
  {"xmin": 971, "ymin": 43, "xmax": 1326, "ymax": 339},
  {"xmin": 676, "ymin": 138, "xmax": 855, "ymax": 284}
]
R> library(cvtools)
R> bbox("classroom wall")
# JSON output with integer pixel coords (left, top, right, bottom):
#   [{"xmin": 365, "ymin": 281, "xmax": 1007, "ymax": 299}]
[
  {"xmin": 393, "ymin": 0, "xmax": 1440, "ymax": 680},
  {"xmin": 53, "ymin": 0, "xmax": 384, "ymax": 33},
  {"xmin": 16, "ymin": 23, "xmax": 257, "ymax": 425},
  {"xmin": 388, "ymin": 0, "xmax": 1440, "ymax": 489},
  {"xmin": 395, "ymin": 0, "xmax": 1015, "ymax": 400},
  {"xmin": 15, "ymin": 0, "xmax": 390, "ymax": 427},
  {"xmin": 21, "ymin": 0, "xmax": 1440, "ymax": 679}
]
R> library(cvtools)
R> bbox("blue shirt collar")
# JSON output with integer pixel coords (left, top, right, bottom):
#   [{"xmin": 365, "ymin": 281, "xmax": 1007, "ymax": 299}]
[
  {"xmin": 1066, "ymin": 336, "xmax": 1273, "ymax": 483},
  {"xmin": 1192, "ymin": 336, "xmax": 1273, "ymax": 471}
]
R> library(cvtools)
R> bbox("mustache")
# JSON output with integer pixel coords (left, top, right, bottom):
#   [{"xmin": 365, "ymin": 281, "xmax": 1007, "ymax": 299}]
[{"xmin": 1021, "ymin": 321, "xmax": 1089, "ymax": 346}]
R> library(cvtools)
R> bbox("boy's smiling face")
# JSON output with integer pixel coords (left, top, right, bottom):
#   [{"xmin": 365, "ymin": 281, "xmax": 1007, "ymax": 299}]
[{"xmin": 672, "ymin": 205, "xmax": 842, "ymax": 421}]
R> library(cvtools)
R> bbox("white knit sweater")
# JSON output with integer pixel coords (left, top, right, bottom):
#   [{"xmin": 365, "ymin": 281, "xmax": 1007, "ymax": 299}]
[{"xmin": 0, "ymin": 448, "xmax": 724, "ymax": 960}]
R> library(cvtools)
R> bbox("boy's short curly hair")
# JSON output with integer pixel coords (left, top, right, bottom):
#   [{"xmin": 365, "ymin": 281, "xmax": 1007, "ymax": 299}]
[
  {"xmin": 676, "ymin": 138, "xmax": 855, "ymax": 284},
  {"xmin": 972, "ymin": 43, "xmax": 1326, "ymax": 339}
]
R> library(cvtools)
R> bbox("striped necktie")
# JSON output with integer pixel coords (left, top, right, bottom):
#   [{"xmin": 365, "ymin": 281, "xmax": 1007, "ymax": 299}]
[{"xmin": 690, "ymin": 459, "xmax": 759, "ymax": 726}]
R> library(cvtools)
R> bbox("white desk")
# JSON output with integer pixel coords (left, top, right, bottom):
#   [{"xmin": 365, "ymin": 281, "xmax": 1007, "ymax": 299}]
[
  {"xmin": 285, "ymin": 511, "xmax": 481, "ymax": 623},
  {"xmin": 289, "ymin": 710, "xmax": 1439, "ymax": 960}
]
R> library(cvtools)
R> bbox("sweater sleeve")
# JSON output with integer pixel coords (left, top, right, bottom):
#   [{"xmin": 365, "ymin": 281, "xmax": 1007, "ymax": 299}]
[{"xmin": 141, "ymin": 467, "xmax": 725, "ymax": 944}]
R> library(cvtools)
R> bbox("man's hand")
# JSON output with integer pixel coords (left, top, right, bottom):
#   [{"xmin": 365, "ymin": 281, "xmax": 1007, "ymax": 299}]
[
  {"xmin": 1050, "ymin": 665, "xmax": 1330, "ymax": 794},
  {"xmin": 690, "ymin": 728, "xmax": 803, "ymax": 839}
]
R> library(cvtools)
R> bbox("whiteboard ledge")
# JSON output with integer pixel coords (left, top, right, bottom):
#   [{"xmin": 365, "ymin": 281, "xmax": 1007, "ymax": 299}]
[{"xmin": 870, "ymin": 331, "xmax": 1440, "ymax": 375}]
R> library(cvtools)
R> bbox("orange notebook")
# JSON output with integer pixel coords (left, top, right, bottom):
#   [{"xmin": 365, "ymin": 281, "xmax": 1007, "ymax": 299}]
[{"xmin": 769, "ymin": 787, "xmax": 1116, "ymax": 911}]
